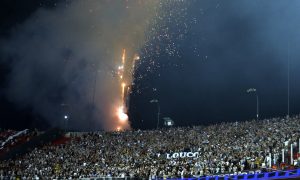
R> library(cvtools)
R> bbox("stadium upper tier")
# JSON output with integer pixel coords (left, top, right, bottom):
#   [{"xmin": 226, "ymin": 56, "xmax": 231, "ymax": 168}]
[{"xmin": 1, "ymin": 116, "xmax": 300, "ymax": 179}]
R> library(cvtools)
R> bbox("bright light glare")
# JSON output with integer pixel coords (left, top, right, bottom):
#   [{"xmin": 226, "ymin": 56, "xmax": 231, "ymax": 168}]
[{"xmin": 117, "ymin": 106, "xmax": 128, "ymax": 122}]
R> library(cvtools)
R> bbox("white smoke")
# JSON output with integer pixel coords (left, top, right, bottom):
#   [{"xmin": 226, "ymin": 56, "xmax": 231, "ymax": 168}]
[{"xmin": 0, "ymin": 0, "xmax": 160, "ymax": 130}]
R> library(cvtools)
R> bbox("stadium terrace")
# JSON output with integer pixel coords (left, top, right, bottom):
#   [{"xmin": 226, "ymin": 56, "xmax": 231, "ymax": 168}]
[{"xmin": 1, "ymin": 116, "xmax": 300, "ymax": 179}]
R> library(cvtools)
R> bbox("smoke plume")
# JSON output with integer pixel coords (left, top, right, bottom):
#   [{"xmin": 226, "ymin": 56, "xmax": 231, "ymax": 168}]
[{"xmin": 1, "ymin": 0, "xmax": 160, "ymax": 131}]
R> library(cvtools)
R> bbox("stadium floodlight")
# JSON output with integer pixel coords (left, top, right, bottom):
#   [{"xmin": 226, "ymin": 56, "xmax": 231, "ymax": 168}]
[
  {"xmin": 246, "ymin": 88, "xmax": 256, "ymax": 93},
  {"xmin": 247, "ymin": 88, "xmax": 259, "ymax": 120},
  {"xmin": 64, "ymin": 115, "xmax": 69, "ymax": 131},
  {"xmin": 163, "ymin": 117, "xmax": 174, "ymax": 127},
  {"xmin": 150, "ymin": 99, "xmax": 158, "ymax": 103},
  {"xmin": 150, "ymin": 99, "xmax": 160, "ymax": 129}
]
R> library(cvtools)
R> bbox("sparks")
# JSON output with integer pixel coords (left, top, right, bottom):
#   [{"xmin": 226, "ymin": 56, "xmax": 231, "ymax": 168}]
[
  {"xmin": 121, "ymin": 82, "xmax": 126, "ymax": 102},
  {"xmin": 117, "ymin": 106, "xmax": 128, "ymax": 122},
  {"xmin": 114, "ymin": 49, "xmax": 140, "ymax": 130},
  {"xmin": 122, "ymin": 49, "xmax": 126, "ymax": 64}
]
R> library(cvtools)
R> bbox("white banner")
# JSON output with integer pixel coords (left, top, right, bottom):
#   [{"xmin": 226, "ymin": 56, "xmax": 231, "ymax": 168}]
[{"xmin": 165, "ymin": 151, "xmax": 199, "ymax": 159}]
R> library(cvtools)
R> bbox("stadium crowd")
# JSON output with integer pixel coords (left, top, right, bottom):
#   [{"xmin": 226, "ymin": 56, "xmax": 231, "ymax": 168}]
[
  {"xmin": 0, "ymin": 129, "xmax": 36, "ymax": 153},
  {"xmin": 1, "ymin": 116, "xmax": 300, "ymax": 179},
  {"xmin": 0, "ymin": 130, "xmax": 17, "ymax": 149}
]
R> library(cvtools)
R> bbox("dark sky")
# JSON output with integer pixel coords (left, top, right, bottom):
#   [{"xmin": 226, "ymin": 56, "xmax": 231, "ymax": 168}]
[
  {"xmin": 0, "ymin": 0, "xmax": 60, "ymax": 129},
  {"xmin": 1, "ymin": 0, "xmax": 300, "ymax": 130},
  {"xmin": 130, "ymin": 0, "xmax": 300, "ymax": 129}
]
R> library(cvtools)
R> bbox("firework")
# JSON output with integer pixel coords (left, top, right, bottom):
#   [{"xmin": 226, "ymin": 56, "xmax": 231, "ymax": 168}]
[
  {"xmin": 111, "ymin": 0, "xmax": 188, "ymax": 131},
  {"xmin": 117, "ymin": 106, "xmax": 128, "ymax": 122},
  {"xmin": 114, "ymin": 48, "xmax": 141, "ymax": 131}
]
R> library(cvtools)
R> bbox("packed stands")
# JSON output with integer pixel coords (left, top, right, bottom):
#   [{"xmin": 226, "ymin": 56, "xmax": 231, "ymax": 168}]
[
  {"xmin": 0, "ymin": 129, "xmax": 34, "ymax": 155},
  {"xmin": 0, "ymin": 129, "xmax": 17, "ymax": 149},
  {"xmin": 0, "ymin": 116, "xmax": 300, "ymax": 179}
]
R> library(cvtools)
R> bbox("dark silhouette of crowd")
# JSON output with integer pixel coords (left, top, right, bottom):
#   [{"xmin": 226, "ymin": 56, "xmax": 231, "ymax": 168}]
[
  {"xmin": 1, "ymin": 116, "xmax": 300, "ymax": 179},
  {"xmin": 0, "ymin": 129, "xmax": 35, "ymax": 154}
]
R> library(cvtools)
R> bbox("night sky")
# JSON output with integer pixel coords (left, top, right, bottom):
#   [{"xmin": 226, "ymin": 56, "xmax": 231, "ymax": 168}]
[
  {"xmin": 0, "ymin": 0, "xmax": 61, "ymax": 129},
  {"xmin": 1, "ymin": 0, "xmax": 300, "ymax": 130}
]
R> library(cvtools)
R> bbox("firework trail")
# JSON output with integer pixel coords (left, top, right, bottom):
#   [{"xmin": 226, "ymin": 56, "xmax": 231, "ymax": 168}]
[
  {"xmin": 113, "ymin": 0, "xmax": 189, "ymax": 131},
  {"xmin": 1, "ymin": 0, "xmax": 190, "ymax": 131},
  {"xmin": 115, "ymin": 49, "xmax": 140, "ymax": 131}
]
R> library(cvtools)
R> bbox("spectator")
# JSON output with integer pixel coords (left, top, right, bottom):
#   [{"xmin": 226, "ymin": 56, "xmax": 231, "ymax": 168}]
[{"xmin": 0, "ymin": 116, "xmax": 300, "ymax": 179}]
